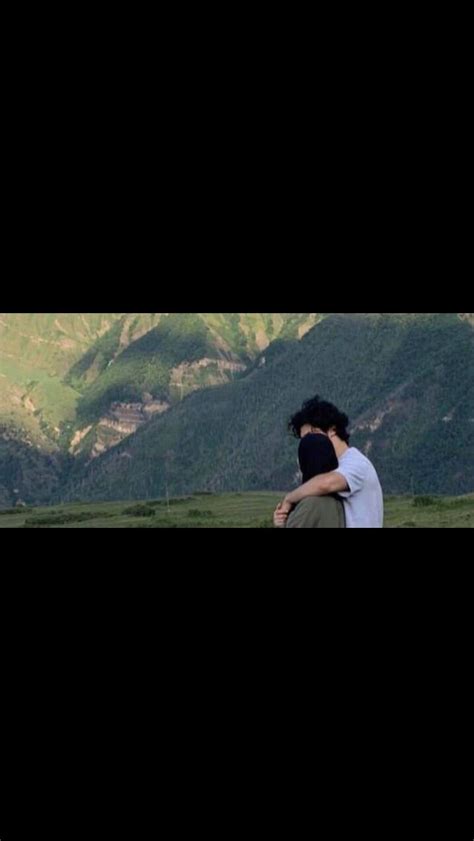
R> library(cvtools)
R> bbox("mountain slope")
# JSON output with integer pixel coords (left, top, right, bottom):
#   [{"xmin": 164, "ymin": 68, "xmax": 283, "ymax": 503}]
[
  {"xmin": 65, "ymin": 312, "xmax": 474, "ymax": 500},
  {"xmin": 0, "ymin": 312, "xmax": 124, "ymax": 440},
  {"xmin": 0, "ymin": 312, "xmax": 319, "ymax": 504},
  {"xmin": 0, "ymin": 312, "xmax": 318, "ymax": 441}
]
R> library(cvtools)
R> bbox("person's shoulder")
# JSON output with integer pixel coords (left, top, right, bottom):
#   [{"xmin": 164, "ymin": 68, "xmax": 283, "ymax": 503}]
[
  {"xmin": 340, "ymin": 447, "xmax": 375, "ymax": 474},
  {"xmin": 341, "ymin": 447, "xmax": 369, "ymax": 464},
  {"xmin": 347, "ymin": 448, "xmax": 382, "ymax": 485}
]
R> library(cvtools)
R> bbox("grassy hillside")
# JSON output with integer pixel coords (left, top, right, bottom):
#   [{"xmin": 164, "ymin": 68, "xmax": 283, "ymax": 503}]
[
  {"xmin": 0, "ymin": 313, "xmax": 320, "ymax": 504},
  {"xmin": 0, "ymin": 492, "xmax": 472, "ymax": 528},
  {"xmin": 69, "ymin": 313, "xmax": 320, "ymax": 421},
  {"xmin": 0, "ymin": 312, "xmax": 319, "ymax": 436},
  {"xmin": 1, "ymin": 313, "xmax": 472, "ymax": 507},
  {"xmin": 0, "ymin": 313, "xmax": 124, "ymax": 374},
  {"xmin": 68, "ymin": 312, "xmax": 474, "ymax": 501},
  {"xmin": 0, "ymin": 312, "xmax": 124, "ymax": 440}
]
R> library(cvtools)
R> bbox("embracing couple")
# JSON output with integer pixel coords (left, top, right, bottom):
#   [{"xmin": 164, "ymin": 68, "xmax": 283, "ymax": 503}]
[{"xmin": 274, "ymin": 396, "xmax": 384, "ymax": 529}]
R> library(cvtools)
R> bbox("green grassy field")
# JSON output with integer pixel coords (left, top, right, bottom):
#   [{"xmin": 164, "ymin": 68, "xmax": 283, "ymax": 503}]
[{"xmin": 0, "ymin": 492, "xmax": 473, "ymax": 528}]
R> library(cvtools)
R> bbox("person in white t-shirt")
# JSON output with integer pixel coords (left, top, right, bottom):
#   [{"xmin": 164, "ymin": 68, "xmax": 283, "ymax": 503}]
[{"xmin": 274, "ymin": 396, "xmax": 384, "ymax": 529}]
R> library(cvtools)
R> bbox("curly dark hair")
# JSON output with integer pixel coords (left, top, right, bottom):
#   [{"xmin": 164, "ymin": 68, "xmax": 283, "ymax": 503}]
[{"xmin": 289, "ymin": 395, "xmax": 351, "ymax": 443}]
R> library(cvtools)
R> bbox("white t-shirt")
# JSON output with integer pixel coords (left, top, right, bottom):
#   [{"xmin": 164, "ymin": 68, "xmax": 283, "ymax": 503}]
[{"xmin": 336, "ymin": 448, "xmax": 384, "ymax": 529}]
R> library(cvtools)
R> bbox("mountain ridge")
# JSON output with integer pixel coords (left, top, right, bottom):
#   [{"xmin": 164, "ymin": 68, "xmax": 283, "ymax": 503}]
[
  {"xmin": 63, "ymin": 312, "xmax": 473, "ymax": 501},
  {"xmin": 0, "ymin": 312, "xmax": 472, "ymax": 506},
  {"xmin": 0, "ymin": 313, "xmax": 319, "ymax": 502}
]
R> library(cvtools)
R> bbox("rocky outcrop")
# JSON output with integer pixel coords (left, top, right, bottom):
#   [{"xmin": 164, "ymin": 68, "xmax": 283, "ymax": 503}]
[
  {"xmin": 71, "ymin": 398, "xmax": 171, "ymax": 459},
  {"xmin": 170, "ymin": 358, "xmax": 246, "ymax": 396}
]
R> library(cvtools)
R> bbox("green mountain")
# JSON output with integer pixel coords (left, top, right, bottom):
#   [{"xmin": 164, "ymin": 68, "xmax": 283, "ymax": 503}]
[
  {"xmin": 63, "ymin": 312, "xmax": 474, "ymax": 502},
  {"xmin": 0, "ymin": 312, "xmax": 319, "ymax": 504},
  {"xmin": 0, "ymin": 312, "xmax": 472, "ymax": 506},
  {"xmin": 0, "ymin": 312, "xmax": 122, "ymax": 439}
]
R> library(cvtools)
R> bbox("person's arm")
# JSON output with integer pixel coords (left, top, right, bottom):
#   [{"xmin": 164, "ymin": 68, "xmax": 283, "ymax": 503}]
[
  {"xmin": 273, "ymin": 471, "xmax": 349, "ymax": 526},
  {"xmin": 285, "ymin": 471, "xmax": 349, "ymax": 506}
]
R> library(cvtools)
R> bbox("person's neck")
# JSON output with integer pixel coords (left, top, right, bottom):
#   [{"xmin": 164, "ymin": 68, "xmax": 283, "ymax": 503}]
[{"xmin": 332, "ymin": 437, "xmax": 349, "ymax": 460}]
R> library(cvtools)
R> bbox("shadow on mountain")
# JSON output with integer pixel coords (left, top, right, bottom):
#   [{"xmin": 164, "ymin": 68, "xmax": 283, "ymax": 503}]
[
  {"xmin": 68, "ymin": 315, "xmax": 225, "ymax": 424},
  {"xmin": 0, "ymin": 435, "xmax": 65, "ymax": 508},
  {"xmin": 63, "ymin": 313, "xmax": 474, "ymax": 502}
]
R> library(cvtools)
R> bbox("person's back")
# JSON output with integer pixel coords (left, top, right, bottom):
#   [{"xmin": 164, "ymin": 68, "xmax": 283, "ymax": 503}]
[{"xmin": 337, "ymin": 447, "xmax": 384, "ymax": 529}]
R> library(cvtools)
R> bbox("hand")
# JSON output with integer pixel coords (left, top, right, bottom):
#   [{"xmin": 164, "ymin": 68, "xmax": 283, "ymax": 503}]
[{"xmin": 273, "ymin": 497, "xmax": 294, "ymax": 528}]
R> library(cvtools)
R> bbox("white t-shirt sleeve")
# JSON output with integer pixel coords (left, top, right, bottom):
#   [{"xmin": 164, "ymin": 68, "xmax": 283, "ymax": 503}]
[{"xmin": 336, "ymin": 451, "xmax": 369, "ymax": 498}]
